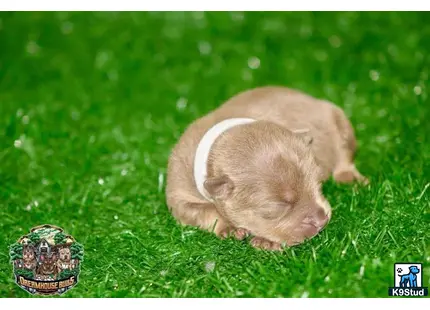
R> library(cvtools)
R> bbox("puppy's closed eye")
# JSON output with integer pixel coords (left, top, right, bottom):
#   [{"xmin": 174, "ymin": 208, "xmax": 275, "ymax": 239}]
[
  {"xmin": 257, "ymin": 202, "xmax": 292, "ymax": 220},
  {"xmin": 284, "ymin": 188, "xmax": 297, "ymax": 204}
]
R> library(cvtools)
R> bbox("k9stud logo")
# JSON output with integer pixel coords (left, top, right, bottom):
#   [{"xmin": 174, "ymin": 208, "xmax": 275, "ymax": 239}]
[{"xmin": 388, "ymin": 263, "xmax": 428, "ymax": 297}]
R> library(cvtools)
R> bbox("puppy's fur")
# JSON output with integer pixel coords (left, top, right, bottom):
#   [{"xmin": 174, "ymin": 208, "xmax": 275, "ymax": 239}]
[{"xmin": 166, "ymin": 86, "xmax": 367, "ymax": 250}]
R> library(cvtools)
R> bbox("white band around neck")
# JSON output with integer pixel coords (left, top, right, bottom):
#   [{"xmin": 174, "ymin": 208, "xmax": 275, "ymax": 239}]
[{"xmin": 193, "ymin": 118, "xmax": 256, "ymax": 202}]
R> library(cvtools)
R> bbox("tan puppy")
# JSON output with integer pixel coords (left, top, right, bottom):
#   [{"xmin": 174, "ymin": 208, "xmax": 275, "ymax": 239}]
[
  {"xmin": 57, "ymin": 247, "xmax": 72, "ymax": 272},
  {"xmin": 166, "ymin": 86, "xmax": 367, "ymax": 250}
]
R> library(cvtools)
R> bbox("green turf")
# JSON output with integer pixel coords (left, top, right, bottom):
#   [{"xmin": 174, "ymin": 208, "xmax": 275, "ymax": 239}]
[{"xmin": 0, "ymin": 12, "xmax": 429, "ymax": 298}]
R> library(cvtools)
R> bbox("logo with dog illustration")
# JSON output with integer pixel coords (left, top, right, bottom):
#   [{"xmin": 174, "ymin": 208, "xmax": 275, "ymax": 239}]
[
  {"xmin": 388, "ymin": 263, "xmax": 428, "ymax": 297},
  {"xmin": 9, "ymin": 224, "xmax": 84, "ymax": 295}
]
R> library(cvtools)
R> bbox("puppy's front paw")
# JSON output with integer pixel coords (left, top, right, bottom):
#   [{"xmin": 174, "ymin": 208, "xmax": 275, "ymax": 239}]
[
  {"xmin": 219, "ymin": 227, "xmax": 250, "ymax": 240},
  {"xmin": 250, "ymin": 237, "xmax": 283, "ymax": 251}
]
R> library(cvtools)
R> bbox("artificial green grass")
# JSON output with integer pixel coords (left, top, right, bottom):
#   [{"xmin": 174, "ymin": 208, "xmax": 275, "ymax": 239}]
[{"xmin": 0, "ymin": 11, "xmax": 429, "ymax": 298}]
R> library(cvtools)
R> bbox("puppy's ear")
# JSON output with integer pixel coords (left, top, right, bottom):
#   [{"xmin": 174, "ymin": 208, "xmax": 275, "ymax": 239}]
[
  {"xmin": 293, "ymin": 128, "xmax": 313, "ymax": 146},
  {"xmin": 204, "ymin": 175, "xmax": 234, "ymax": 200}
]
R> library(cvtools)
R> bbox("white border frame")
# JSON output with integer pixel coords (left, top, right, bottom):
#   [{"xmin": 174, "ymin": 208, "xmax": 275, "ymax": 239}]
[
  {"xmin": 0, "ymin": 5, "xmax": 428, "ymax": 306},
  {"xmin": 0, "ymin": 1, "xmax": 430, "ymax": 11},
  {"xmin": 0, "ymin": 298, "xmax": 428, "ymax": 309}
]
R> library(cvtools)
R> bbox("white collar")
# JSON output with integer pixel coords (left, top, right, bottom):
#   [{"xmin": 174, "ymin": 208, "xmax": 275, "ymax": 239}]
[{"xmin": 193, "ymin": 118, "xmax": 256, "ymax": 202}]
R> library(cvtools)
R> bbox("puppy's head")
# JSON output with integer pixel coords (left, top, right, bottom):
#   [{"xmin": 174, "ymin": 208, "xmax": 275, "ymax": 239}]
[
  {"xmin": 205, "ymin": 121, "xmax": 331, "ymax": 246},
  {"xmin": 59, "ymin": 247, "xmax": 71, "ymax": 261},
  {"xmin": 23, "ymin": 245, "xmax": 35, "ymax": 260},
  {"xmin": 45, "ymin": 253, "xmax": 57, "ymax": 266}
]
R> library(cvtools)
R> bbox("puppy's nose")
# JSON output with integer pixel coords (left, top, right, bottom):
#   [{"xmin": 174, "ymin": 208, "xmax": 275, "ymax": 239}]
[{"xmin": 303, "ymin": 208, "xmax": 329, "ymax": 230}]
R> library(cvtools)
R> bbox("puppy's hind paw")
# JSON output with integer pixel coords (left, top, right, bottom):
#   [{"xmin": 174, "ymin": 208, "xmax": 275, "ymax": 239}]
[{"xmin": 333, "ymin": 166, "xmax": 369, "ymax": 185}]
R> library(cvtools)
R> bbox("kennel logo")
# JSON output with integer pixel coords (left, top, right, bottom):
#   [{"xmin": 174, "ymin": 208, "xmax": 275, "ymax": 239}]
[
  {"xmin": 388, "ymin": 263, "xmax": 428, "ymax": 297},
  {"xmin": 9, "ymin": 224, "xmax": 84, "ymax": 295}
]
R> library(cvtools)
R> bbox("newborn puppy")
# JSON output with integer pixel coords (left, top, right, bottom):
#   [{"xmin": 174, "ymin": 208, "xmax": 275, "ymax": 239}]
[{"xmin": 166, "ymin": 86, "xmax": 367, "ymax": 250}]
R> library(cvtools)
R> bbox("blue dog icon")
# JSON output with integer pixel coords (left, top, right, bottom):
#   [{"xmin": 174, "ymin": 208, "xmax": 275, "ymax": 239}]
[{"xmin": 398, "ymin": 266, "xmax": 420, "ymax": 287}]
